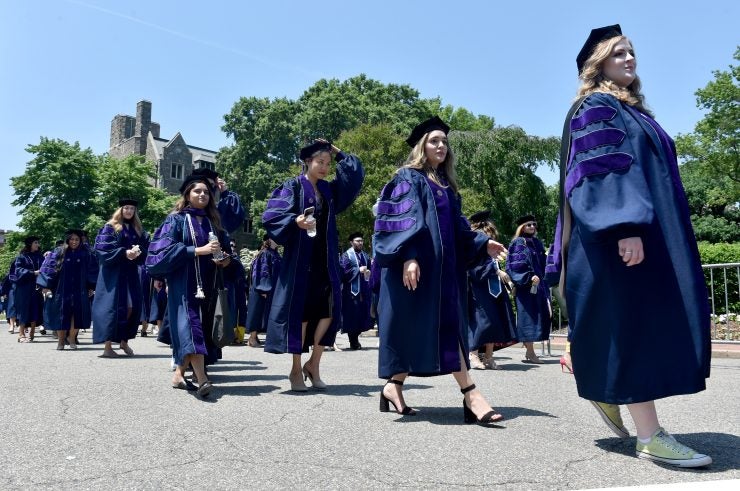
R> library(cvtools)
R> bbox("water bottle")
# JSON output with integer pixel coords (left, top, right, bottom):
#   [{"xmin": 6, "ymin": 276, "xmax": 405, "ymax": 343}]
[
  {"xmin": 305, "ymin": 215, "xmax": 317, "ymax": 238},
  {"xmin": 44, "ymin": 291, "xmax": 53, "ymax": 300},
  {"xmin": 530, "ymin": 282, "xmax": 538, "ymax": 294},
  {"xmin": 208, "ymin": 232, "xmax": 225, "ymax": 260}
]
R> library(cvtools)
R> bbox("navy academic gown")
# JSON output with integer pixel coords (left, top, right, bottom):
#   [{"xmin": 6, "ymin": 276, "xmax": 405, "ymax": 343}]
[
  {"xmin": 550, "ymin": 92, "xmax": 710, "ymax": 404},
  {"xmin": 373, "ymin": 168, "xmax": 489, "ymax": 378},
  {"xmin": 37, "ymin": 246, "xmax": 99, "ymax": 330},
  {"xmin": 246, "ymin": 248, "xmax": 281, "ymax": 334},
  {"xmin": 91, "ymin": 223, "xmax": 150, "ymax": 343},
  {"xmin": 146, "ymin": 212, "xmax": 231, "ymax": 366},
  {"xmin": 262, "ymin": 152, "xmax": 364, "ymax": 354},
  {"xmin": 227, "ymin": 257, "xmax": 248, "ymax": 329},
  {"xmin": 11, "ymin": 251, "xmax": 44, "ymax": 326},
  {"xmin": 339, "ymin": 247, "xmax": 372, "ymax": 335},
  {"xmin": 5, "ymin": 263, "xmax": 17, "ymax": 319},
  {"xmin": 217, "ymin": 190, "xmax": 247, "ymax": 234},
  {"xmin": 468, "ymin": 247, "xmax": 517, "ymax": 351},
  {"xmin": 506, "ymin": 236, "xmax": 551, "ymax": 342},
  {"xmin": 139, "ymin": 265, "xmax": 153, "ymax": 323}
]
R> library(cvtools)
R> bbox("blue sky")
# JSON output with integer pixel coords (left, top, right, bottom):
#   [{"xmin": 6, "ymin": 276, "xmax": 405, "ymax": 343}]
[{"xmin": 0, "ymin": 0, "xmax": 737, "ymax": 231}]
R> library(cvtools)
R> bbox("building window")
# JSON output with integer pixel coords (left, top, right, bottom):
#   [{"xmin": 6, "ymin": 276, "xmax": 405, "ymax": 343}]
[
  {"xmin": 243, "ymin": 217, "xmax": 253, "ymax": 233},
  {"xmin": 196, "ymin": 161, "xmax": 215, "ymax": 171},
  {"xmin": 171, "ymin": 164, "xmax": 183, "ymax": 180}
]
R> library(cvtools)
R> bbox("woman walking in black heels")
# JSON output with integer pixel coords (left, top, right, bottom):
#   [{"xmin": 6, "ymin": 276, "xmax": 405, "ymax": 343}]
[{"xmin": 373, "ymin": 117, "xmax": 507, "ymax": 425}]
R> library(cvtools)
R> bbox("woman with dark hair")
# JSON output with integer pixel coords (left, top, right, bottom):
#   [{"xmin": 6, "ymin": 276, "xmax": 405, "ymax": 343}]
[
  {"xmin": 262, "ymin": 139, "xmax": 364, "ymax": 391},
  {"xmin": 549, "ymin": 24, "xmax": 712, "ymax": 467},
  {"xmin": 467, "ymin": 211, "xmax": 517, "ymax": 370},
  {"xmin": 245, "ymin": 234, "xmax": 281, "ymax": 348},
  {"xmin": 37, "ymin": 230, "xmax": 99, "ymax": 350},
  {"xmin": 146, "ymin": 175, "xmax": 232, "ymax": 398},
  {"xmin": 373, "ymin": 117, "xmax": 507, "ymax": 425},
  {"xmin": 92, "ymin": 199, "xmax": 150, "ymax": 357},
  {"xmin": 12, "ymin": 236, "xmax": 45, "ymax": 342},
  {"xmin": 2, "ymin": 263, "xmax": 18, "ymax": 334},
  {"xmin": 506, "ymin": 215, "xmax": 551, "ymax": 364}
]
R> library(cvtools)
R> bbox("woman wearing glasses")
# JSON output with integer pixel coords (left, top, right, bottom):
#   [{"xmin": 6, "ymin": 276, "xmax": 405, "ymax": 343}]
[{"xmin": 506, "ymin": 215, "xmax": 550, "ymax": 363}]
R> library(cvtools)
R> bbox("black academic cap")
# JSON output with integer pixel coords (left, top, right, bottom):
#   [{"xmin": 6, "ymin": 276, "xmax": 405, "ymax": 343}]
[
  {"xmin": 469, "ymin": 210, "xmax": 491, "ymax": 223},
  {"xmin": 24, "ymin": 235, "xmax": 40, "ymax": 246},
  {"xmin": 516, "ymin": 214, "xmax": 536, "ymax": 226},
  {"xmin": 118, "ymin": 198, "xmax": 138, "ymax": 207},
  {"xmin": 576, "ymin": 24, "xmax": 622, "ymax": 74},
  {"xmin": 299, "ymin": 140, "xmax": 332, "ymax": 161},
  {"xmin": 406, "ymin": 116, "xmax": 450, "ymax": 147},
  {"xmin": 348, "ymin": 231, "xmax": 364, "ymax": 241},
  {"xmin": 178, "ymin": 174, "xmax": 211, "ymax": 194},
  {"xmin": 192, "ymin": 167, "xmax": 219, "ymax": 181}
]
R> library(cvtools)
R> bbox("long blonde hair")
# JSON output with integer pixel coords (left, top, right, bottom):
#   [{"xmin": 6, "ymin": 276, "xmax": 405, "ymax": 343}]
[
  {"xmin": 577, "ymin": 35, "xmax": 652, "ymax": 116},
  {"xmin": 173, "ymin": 180, "xmax": 223, "ymax": 232},
  {"xmin": 107, "ymin": 207, "xmax": 143, "ymax": 235},
  {"xmin": 399, "ymin": 131, "xmax": 459, "ymax": 193}
]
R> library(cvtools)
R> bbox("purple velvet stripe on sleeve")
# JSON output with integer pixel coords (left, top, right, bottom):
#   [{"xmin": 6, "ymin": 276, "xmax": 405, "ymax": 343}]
[
  {"xmin": 571, "ymin": 128, "xmax": 625, "ymax": 155},
  {"xmin": 95, "ymin": 227, "xmax": 118, "ymax": 252},
  {"xmin": 570, "ymin": 106, "xmax": 617, "ymax": 131},
  {"xmin": 266, "ymin": 198, "xmax": 291, "ymax": 210},
  {"xmin": 377, "ymin": 199, "xmax": 414, "ymax": 216},
  {"xmin": 40, "ymin": 252, "xmax": 57, "ymax": 275},
  {"xmin": 273, "ymin": 187, "xmax": 292, "ymax": 198},
  {"xmin": 390, "ymin": 181, "xmax": 411, "ymax": 198},
  {"xmin": 375, "ymin": 218, "xmax": 416, "ymax": 233},
  {"xmin": 262, "ymin": 210, "xmax": 283, "ymax": 221},
  {"xmin": 565, "ymin": 152, "xmax": 633, "ymax": 196}
]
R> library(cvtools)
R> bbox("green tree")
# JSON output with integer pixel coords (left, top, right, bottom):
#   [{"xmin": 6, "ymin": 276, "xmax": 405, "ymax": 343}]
[
  {"xmin": 11, "ymin": 137, "xmax": 97, "ymax": 250},
  {"xmin": 451, "ymin": 127, "xmax": 560, "ymax": 243},
  {"xmin": 676, "ymin": 47, "xmax": 740, "ymax": 195}
]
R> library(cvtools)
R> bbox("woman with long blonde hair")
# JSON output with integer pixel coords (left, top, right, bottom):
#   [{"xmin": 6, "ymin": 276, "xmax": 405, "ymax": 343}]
[
  {"xmin": 549, "ymin": 24, "xmax": 712, "ymax": 467},
  {"xmin": 373, "ymin": 117, "xmax": 508, "ymax": 425},
  {"xmin": 92, "ymin": 199, "xmax": 150, "ymax": 357}
]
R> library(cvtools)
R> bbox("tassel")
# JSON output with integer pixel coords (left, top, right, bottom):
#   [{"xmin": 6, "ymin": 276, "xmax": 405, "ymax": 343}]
[{"xmin": 195, "ymin": 286, "xmax": 205, "ymax": 299}]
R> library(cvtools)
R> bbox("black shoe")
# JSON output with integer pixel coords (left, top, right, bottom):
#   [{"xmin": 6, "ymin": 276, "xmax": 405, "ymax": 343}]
[
  {"xmin": 380, "ymin": 379, "xmax": 416, "ymax": 415},
  {"xmin": 461, "ymin": 384, "xmax": 503, "ymax": 426}
]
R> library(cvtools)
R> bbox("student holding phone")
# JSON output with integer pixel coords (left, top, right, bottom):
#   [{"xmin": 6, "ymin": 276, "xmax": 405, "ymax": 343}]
[{"xmin": 262, "ymin": 139, "xmax": 364, "ymax": 391}]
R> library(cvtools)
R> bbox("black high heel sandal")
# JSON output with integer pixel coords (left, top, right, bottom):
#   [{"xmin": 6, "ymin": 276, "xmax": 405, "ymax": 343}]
[
  {"xmin": 461, "ymin": 384, "xmax": 503, "ymax": 426},
  {"xmin": 379, "ymin": 379, "xmax": 416, "ymax": 416}
]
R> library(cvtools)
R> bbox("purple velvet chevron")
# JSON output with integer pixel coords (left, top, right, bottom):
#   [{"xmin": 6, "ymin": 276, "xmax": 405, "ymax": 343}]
[
  {"xmin": 95, "ymin": 225, "xmax": 119, "ymax": 252},
  {"xmin": 507, "ymin": 241, "xmax": 530, "ymax": 272},
  {"xmin": 571, "ymin": 128, "xmax": 625, "ymax": 155},
  {"xmin": 374, "ymin": 218, "xmax": 416, "ymax": 233},
  {"xmin": 377, "ymin": 198, "xmax": 414, "ymax": 216},
  {"xmin": 146, "ymin": 221, "xmax": 176, "ymax": 267},
  {"xmin": 390, "ymin": 181, "xmax": 411, "ymax": 198},
  {"xmin": 570, "ymin": 106, "xmax": 617, "ymax": 131},
  {"xmin": 565, "ymin": 152, "xmax": 633, "ymax": 196},
  {"xmin": 273, "ymin": 187, "xmax": 292, "ymax": 198},
  {"xmin": 266, "ymin": 198, "xmax": 291, "ymax": 210}
]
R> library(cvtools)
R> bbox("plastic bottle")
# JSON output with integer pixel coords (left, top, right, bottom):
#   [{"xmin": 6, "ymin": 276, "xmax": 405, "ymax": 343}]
[
  {"xmin": 208, "ymin": 232, "xmax": 225, "ymax": 260},
  {"xmin": 305, "ymin": 215, "xmax": 317, "ymax": 238}
]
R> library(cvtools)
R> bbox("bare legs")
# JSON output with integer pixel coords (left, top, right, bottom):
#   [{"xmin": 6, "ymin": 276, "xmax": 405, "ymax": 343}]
[
  {"xmin": 626, "ymin": 401, "xmax": 660, "ymax": 440},
  {"xmin": 172, "ymin": 354, "xmax": 208, "ymax": 387},
  {"xmin": 290, "ymin": 318, "xmax": 331, "ymax": 390},
  {"xmin": 524, "ymin": 342, "xmax": 542, "ymax": 363}
]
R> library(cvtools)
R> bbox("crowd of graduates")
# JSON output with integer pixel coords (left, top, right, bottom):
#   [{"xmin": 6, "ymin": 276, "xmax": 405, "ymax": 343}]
[{"xmin": 0, "ymin": 23, "xmax": 715, "ymax": 469}]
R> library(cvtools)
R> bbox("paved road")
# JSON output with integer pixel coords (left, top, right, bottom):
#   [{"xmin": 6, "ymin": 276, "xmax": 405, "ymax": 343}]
[{"xmin": 1, "ymin": 328, "xmax": 738, "ymax": 490}]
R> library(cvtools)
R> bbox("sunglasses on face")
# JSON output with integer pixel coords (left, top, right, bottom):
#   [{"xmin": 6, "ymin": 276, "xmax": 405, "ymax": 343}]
[{"xmin": 525, "ymin": 222, "xmax": 537, "ymax": 227}]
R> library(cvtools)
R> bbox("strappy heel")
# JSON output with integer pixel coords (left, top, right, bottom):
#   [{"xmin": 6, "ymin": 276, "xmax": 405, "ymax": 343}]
[
  {"xmin": 379, "ymin": 379, "xmax": 416, "ymax": 416},
  {"xmin": 461, "ymin": 384, "xmax": 503, "ymax": 425}
]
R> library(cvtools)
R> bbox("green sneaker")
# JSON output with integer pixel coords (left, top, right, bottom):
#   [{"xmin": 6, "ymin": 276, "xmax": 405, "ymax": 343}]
[
  {"xmin": 636, "ymin": 428, "xmax": 712, "ymax": 468},
  {"xmin": 589, "ymin": 401, "xmax": 630, "ymax": 438}
]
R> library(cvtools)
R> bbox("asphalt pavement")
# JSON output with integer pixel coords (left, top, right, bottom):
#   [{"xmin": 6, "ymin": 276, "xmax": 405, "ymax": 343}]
[{"xmin": 1, "ymin": 327, "xmax": 738, "ymax": 490}]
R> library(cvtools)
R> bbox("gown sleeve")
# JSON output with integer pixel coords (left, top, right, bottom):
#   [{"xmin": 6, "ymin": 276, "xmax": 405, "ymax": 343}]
[
  {"xmin": 507, "ymin": 237, "xmax": 534, "ymax": 287},
  {"xmin": 145, "ymin": 214, "xmax": 194, "ymax": 278},
  {"xmin": 262, "ymin": 179, "xmax": 301, "ymax": 246},
  {"xmin": 217, "ymin": 190, "xmax": 246, "ymax": 234},
  {"xmin": 566, "ymin": 93, "xmax": 654, "ymax": 240},
  {"xmin": 329, "ymin": 152, "xmax": 365, "ymax": 215},
  {"xmin": 86, "ymin": 250, "xmax": 99, "ymax": 288},
  {"xmin": 36, "ymin": 249, "xmax": 60, "ymax": 290},
  {"xmin": 94, "ymin": 224, "xmax": 126, "ymax": 265},
  {"xmin": 12, "ymin": 255, "xmax": 35, "ymax": 283},
  {"xmin": 340, "ymin": 251, "xmax": 360, "ymax": 283},
  {"xmin": 469, "ymin": 255, "xmax": 499, "ymax": 283},
  {"xmin": 252, "ymin": 252, "xmax": 273, "ymax": 294},
  {"xmin": 372, "ymin": 173, "xmax": 427, "ymax": 267}
]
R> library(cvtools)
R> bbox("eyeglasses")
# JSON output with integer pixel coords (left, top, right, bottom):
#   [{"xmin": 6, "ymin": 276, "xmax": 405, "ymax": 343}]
[{"xmin": 525, "ymin": 222, "xmax": 537, "ymax": 227}]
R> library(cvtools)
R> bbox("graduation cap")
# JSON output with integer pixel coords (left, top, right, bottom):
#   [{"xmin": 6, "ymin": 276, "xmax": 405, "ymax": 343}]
[
  {"xmin": 406, "ymin": 116, "xmax": 450, "ymax": 147},
  {"xmin": 516, "ymin": 214, "xmax": 536, "ymax": 226},
  {"xmin": 192, "ymin": 167, "xmax": 219, "ymax": 181},
  {"xmin": 577, "ymin": 24, "xmax": 622, "ymax": 74},
  {"xmin": 118, "ymin": 198, "xmax": 138, "ymax": 207},
  {"xmin": 299, "ymin": 140, "xmax": 333, "ymax": 161},
  {"xmin": 469, "ymin": 210, "xmax": 491, "ymax": 224},
  {"xmin": 178, "ymin": 173, "xmax": 211, "ymax": 194},
  {"xmin": 348, "ymin": 231, "xmax": 364, "ymax": 241},
  {"xmin": 24, "ymin": 235, "xmax": 40, "ymax": 247}
]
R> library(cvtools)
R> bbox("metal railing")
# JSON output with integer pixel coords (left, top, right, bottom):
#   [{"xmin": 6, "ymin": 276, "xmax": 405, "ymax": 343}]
[{"xmin": 703, "ymin": 262, "xmax": 740, "ymax": 341}]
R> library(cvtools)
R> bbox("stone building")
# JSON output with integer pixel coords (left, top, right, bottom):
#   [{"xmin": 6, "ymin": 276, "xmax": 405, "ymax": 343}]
[{"xmin": 109, "ymin": 100, "xmax": 217, "ymax": 194}]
